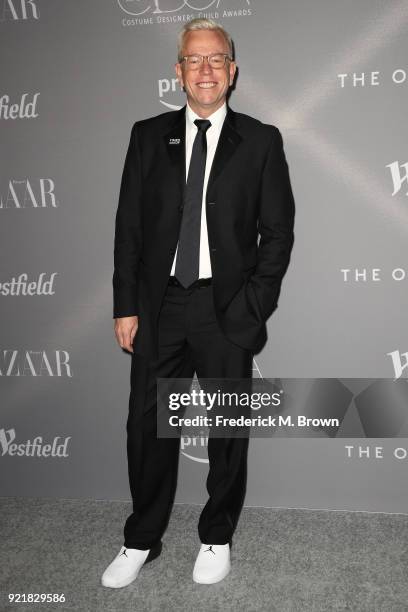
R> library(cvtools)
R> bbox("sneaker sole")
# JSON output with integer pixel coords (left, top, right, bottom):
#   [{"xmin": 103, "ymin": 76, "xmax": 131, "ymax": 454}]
[{"xmin": 193, "ymin": 563, "xmax": 231, "ymax": 585}]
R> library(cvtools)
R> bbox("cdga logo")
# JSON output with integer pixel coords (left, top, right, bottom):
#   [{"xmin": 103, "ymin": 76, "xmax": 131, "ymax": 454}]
[{"xmin": 117, "ymin": 0, "xmax": 250, "ymax": 17}]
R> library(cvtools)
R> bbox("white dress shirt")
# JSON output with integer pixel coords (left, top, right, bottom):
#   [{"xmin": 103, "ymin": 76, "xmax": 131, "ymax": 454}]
[{"xmin": 170, "ymin": 100, "xmax": 227, "ymax": 279}]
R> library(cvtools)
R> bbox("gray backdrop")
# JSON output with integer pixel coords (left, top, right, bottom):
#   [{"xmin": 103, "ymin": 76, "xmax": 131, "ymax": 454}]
[{"xmin": 1, "ymin": 0, "xmax": 408, "ymax": 513}]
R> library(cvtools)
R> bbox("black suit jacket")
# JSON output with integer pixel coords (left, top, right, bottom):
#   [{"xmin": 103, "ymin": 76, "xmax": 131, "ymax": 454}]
[{"xmin": 113, "ymin": 103, "xmax": 295, "ymax": 360}]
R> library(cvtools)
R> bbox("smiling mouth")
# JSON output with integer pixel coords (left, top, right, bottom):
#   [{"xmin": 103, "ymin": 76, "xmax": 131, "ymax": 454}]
[{"xmin": 196, "ymin": 82, "xmax": 217, "ymax": 88}]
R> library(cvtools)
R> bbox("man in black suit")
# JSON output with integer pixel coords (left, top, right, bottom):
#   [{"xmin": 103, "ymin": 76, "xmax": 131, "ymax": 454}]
[{"xmin": 102, "ymin": 17, "xmax": 295, "ymax": 588}]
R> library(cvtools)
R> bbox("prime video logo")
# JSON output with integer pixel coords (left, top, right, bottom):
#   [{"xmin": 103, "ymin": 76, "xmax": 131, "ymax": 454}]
[
  {"xmin": 158, "ymin": 77, "xmax": 184, "ymax": 110},
  {"xmin": 180, "ymin": 431, "xmax": 208, "ymax": 463},
  {"xmin": 178, "ymin": 361, "xmax": 262, "ymax": 463}
]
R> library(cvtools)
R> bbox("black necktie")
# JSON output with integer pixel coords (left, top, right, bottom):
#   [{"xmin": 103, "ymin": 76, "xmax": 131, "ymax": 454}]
[{"xmin": 175, "ymin": 118, "xmax": 211, "ymax": 288}]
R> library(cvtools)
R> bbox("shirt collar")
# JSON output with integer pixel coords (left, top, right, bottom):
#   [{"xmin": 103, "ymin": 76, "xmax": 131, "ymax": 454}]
[{"xmin": 186, "ymin": 101, "xmax": 227, "ymax": 132}]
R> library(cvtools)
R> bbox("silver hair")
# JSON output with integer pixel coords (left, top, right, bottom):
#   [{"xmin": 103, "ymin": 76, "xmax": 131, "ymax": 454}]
[{"xmin": 177, "ymin": 18, "xmax": 234, "ymax": 62}]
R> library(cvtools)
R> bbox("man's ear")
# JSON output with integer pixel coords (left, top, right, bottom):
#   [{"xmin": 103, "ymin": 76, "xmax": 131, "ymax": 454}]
[
  {"xmin": 175, "ymin": 63, "xmax": 184, "ymax": 89},
  {"xmin": 229, "ymin": 62, "xmax": 237, "ymax": 86}
]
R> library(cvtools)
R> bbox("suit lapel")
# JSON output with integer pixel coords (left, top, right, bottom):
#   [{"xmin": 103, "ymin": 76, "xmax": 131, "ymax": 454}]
[
  {"xmin": 163, "ymin": 103, "xmax": 242, "ymax": 205},
  {"xmin": 163, "ymin": 105, "xmax": 186, "ymax": 205},
  {"xmin": 207, "ymin": 104, "xmax": 242, "ymax": 198}
]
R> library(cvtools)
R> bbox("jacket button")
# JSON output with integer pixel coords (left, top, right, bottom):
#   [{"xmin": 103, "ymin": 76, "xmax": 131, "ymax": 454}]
[
  {"xmin": 208, "ymin": 201, "xmax": 215, "ymax": 206},
  {"xmin": 178, "ymin": 204, "xmax": 184, "ymax": 212}
]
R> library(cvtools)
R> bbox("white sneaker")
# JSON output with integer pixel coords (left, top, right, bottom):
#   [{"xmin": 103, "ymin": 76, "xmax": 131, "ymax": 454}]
[
  {"xmin": 192, "ymin": 543, "xmax": 231, "ymax": 584},
  {"xmin": 101, "ymin": 542, "xmax": 162, "ymax": 588}
]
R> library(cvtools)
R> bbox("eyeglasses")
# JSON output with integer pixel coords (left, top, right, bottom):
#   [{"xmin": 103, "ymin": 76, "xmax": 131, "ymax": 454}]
[{"xmin": 180, "ymin": 53, "xmax": 232, "ymax": 70}]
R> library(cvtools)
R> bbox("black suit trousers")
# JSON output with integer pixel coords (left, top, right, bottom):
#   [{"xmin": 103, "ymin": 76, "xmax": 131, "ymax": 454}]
[{"xmin": 123, "ymin": 279, "xmax": 253, "ymax": 549}]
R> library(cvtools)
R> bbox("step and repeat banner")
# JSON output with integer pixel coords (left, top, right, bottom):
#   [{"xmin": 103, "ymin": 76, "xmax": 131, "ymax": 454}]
[{"xmin": 1, "ymin": 0, "xmax": 408, "ymax": 513}]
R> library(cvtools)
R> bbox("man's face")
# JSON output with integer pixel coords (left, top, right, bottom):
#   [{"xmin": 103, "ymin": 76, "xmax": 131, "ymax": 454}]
[{"xmin": 175, "ymin": 30, "xmax": 236, "ymax": 117}]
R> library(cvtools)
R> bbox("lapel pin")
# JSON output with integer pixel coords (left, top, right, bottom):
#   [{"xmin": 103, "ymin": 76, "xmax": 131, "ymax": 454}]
[{"xmin": 169, "ymin": 138, "xmax": 181, "ymax": 145}]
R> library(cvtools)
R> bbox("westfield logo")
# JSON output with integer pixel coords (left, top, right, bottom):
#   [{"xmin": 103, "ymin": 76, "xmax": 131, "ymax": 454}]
[
  {"xmin": 0, "ymin": 428, "xmax": 71, "ymax": 457},
  {"xmin": 0, "ymin": 93, "xmax": 40, "ymax": 119}
]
